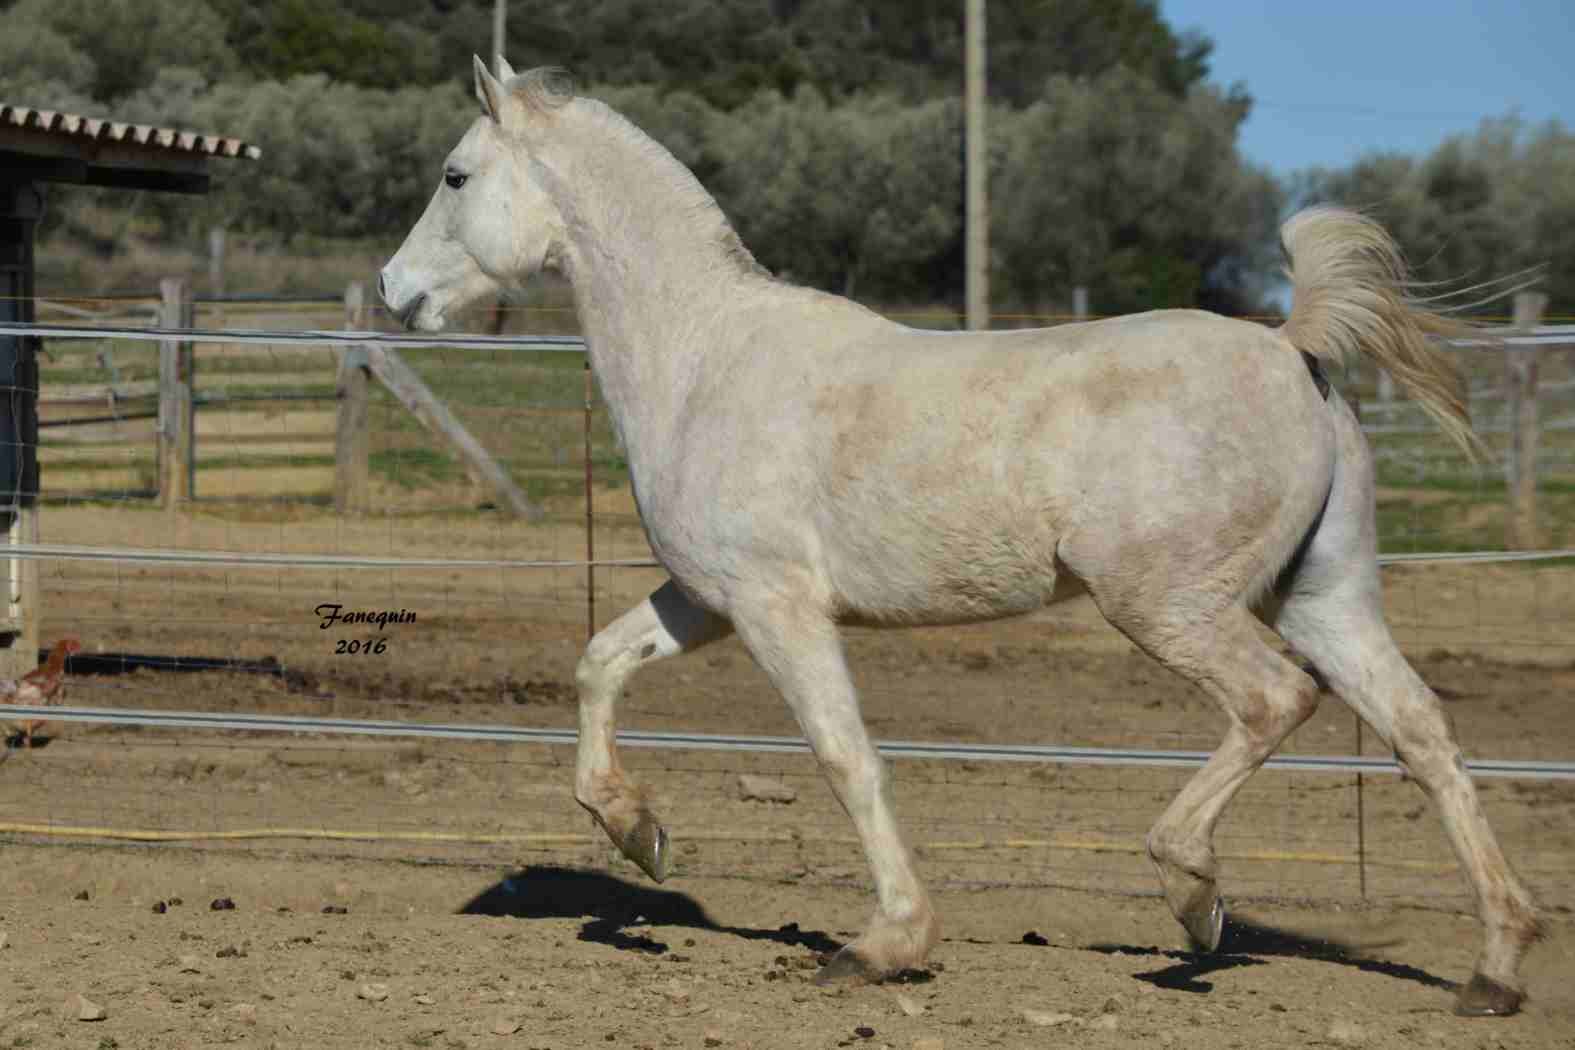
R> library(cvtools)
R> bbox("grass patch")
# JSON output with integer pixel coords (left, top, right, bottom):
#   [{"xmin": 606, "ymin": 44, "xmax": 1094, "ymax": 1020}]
[{"xmin": 371, "ymin": 447, "xmax": 464, "ymax": 488}]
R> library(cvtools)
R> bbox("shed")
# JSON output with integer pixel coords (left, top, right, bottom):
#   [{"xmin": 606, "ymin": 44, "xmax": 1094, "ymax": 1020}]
[{"xmin": 0, "ymin": 104, "xmax": 260, "ymax": 677}]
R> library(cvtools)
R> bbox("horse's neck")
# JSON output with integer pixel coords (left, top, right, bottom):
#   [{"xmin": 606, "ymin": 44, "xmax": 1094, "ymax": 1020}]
[{"xmin": 550, "ymin": 125, "xmax": 760, "ymax": 455}]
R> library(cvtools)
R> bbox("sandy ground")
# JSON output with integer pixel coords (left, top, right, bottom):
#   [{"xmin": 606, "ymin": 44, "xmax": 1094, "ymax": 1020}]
[{"xmin": 2, "ymin": 503, "xmax": 1574, "ymax": 1048}]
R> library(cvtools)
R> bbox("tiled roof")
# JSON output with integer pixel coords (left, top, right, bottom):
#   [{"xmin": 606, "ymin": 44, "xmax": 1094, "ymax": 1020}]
[{"xmin": 0, "ymin": 104, "xmax": 260, "ymax": 160}]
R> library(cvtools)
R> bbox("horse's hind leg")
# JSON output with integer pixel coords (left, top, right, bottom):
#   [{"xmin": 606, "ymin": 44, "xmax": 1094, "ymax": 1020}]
[
  {"xmin": 574, "ymin": 580, "xmax": 732, "ymax": 881},
  {"xmin": 1107, "ymin": 603, "xmax": 1322, "ymax": 951},
  {"xmin": 1274, "ymin": 577, "xmax": 1540, "ymax": 1015}
]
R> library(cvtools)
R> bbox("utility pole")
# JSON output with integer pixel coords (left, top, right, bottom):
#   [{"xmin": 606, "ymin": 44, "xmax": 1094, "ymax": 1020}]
[
  {"xmin": 490, "ymin": 0, "xmax": 511, "ymax": 335},
  {"xmin": 493, "ymin": 0, "xmax": 507, "ymax": 74},
  {"xmin": 964, "ymin": 0, "xmax": 989, "ymax": 330}
]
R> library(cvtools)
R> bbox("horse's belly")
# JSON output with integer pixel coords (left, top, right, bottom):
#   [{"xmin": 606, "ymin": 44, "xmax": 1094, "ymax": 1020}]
[{"xmin": 825, "ymin": 521, "xmax": 1075, "ymax": 627}]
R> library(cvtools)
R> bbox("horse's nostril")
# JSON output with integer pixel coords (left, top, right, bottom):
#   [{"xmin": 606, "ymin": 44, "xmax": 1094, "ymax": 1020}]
[{"xmin": 377, "ymin": 271, "xmax": 389, "ymax": 303}]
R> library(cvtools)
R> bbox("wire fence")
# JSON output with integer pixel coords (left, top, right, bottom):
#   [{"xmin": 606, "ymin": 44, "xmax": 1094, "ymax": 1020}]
[{"xmin": 1, "ymin": 314, "xmax": 1573, "ymax": 918}]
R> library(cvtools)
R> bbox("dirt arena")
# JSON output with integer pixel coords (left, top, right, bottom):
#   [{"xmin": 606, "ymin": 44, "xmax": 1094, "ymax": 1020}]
[{"xmin": 2, "ymin": 501, "xmax": 1574, "ymax": 1048}]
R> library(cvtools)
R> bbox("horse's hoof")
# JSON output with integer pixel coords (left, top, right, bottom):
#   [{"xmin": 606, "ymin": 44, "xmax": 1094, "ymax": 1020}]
[
  {"xmin": 1453, "ymin": 973, "xmax": 1523, "ymax": 1017},
  {"xmin": 622, "ymin": 813, "xmax": 670, "ymax": 884},
  {"xmin": 814, "ymin": 947, "xmax": 880, "ymax": 985},
  {"xmin": 1183, "ymin": 892, "xmax": 1225, "ymax": 953}
]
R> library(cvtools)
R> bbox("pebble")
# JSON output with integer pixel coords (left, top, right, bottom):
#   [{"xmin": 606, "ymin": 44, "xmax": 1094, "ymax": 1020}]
[
  {"xmin": 356, "ymin": 983, "xmax": 390, "ymax": 1002},
  {"xmin": 703, "ymin": 1029, "xmax": 724, "ymax": 1047},
  {"xmin": 178, "ymin": 954, "xmax": 203, "ymax": 974},
  {"xmin": 68, "ymin": 993, "xmax": 107, "ymax": 1021},
  {"xmin": 895, "ymin": 994, "xmax": 924, "ymax": 1017},
  {"xmin": 228, "ymin": 1003, "xmax": 258, "ymax": 1025},
  {"xmin": 0, "ymin": 931, "xmax": 8, "ymax": 950},
  {"xmin": 662, "ymin": 980, "xmax": 692, "ymax": 1004},
  {"xmin": 1327, "ymin": 1019, "xmax": 1367, "ymax": 1045},
  {"xmin": 1021, "ymin": 1008, "xmax": 1076, "ymax": 1027},
  {"xmin": 413, "ymin": 993, "xmax": 436, "ymax": 1005},
  {"xmin": 736, "ymin": 773, "xmax": 797, "ymax": 804},
  {"xmin": 492, "ymin": 1017, "xmax": 522, "ymax": 1035}
]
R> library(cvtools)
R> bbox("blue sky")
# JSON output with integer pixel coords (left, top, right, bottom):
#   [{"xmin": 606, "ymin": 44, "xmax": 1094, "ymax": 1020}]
[{"xmin": 1160, "ymin": 1, "xmax": 1573, "ymax": 176}]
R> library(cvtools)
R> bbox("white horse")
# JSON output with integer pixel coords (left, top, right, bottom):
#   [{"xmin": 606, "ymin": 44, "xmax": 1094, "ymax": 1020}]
[{"xmin": 381, "ymin": 57, "xmax": 1540, "ymax": 1016}]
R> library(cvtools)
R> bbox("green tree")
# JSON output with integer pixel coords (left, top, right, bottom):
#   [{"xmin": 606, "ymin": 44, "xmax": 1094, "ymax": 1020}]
[
  {"xmin": 1299, "ymin": 118, "xmax": 1575, "ymax": 315},
  {"xmin": 993, "ymin": 67, "xmax": 1280, "ymax": 315},
  {"xmin": 6, "ymin": 0, "xmax": 236, "ymax": 103},
  {"xmin": 0, "ymin": 17, "xmax": 99, "ymax": 112},
  {"xmin": 208, "ymin": 0, "xmax": 441, "ymax": 89},
  {"xmin": 711, "ymin": 88, "xmax": 964, "ymax": 298}
]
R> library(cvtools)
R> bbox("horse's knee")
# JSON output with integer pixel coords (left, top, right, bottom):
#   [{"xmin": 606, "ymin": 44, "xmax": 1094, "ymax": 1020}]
[
  {"xmin": 575, "ymin": 633, "xmax": 626, "ymax": 698},
  {"xmin": 817, "ymin": 743, "xmax": 885, "ymax": 804}
]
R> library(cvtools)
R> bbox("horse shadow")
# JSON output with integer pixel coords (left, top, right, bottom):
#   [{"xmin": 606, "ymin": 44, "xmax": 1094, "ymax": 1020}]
[
  {"xmin": 1084, "ymin": 914, "xmax": 1456, "ymax": 995},
  {"xmin": 459, "ymin": 864, "xmax": 841, "ymax": 956}
]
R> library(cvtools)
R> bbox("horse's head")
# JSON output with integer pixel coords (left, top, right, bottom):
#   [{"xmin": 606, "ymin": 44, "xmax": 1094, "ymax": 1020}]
[{"xmin": 380, "ymin": 56, "xmax": 568, "ymax": 331}]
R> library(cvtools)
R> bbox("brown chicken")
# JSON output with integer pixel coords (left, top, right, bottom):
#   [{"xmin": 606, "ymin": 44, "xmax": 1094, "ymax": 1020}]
[{"xmin": 3, "ymin": 637, "xmax": 82, "ymax": 749}]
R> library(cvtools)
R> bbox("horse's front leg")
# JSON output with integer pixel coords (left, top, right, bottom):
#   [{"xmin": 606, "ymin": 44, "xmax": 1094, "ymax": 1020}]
[
  {"xmin": 731, "ymin": 593, "xmax": 939, "ymax": 981},
  {"xmin": 575, "ymin": 579, "xmax": 731, "ymax": 881}
]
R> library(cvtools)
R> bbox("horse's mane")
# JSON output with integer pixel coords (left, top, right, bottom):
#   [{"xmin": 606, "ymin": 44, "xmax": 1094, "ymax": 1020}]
[{"xmin": 508, "ymin": 66, "xmax": 772, "ymax": 282}]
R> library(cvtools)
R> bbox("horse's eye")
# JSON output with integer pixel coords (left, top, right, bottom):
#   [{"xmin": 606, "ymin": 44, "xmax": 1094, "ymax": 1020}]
[{"xmin": 444, "ymin": 170, "xmax": 469, "ymax": 190}]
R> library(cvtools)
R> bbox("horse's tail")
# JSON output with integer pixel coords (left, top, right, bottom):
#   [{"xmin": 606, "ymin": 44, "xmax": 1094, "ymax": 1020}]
[{"xmin": 1280, "ymin": 206, "xmax": 1487, "ymax": 460}]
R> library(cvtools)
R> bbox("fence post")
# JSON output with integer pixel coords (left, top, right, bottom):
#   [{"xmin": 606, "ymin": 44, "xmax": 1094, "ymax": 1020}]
[
  {"xmin": 158, "ymin": 278, "xmax": 195, "ymax": 512},
  {"xmin": 1505, "ymin": 291, "xmax": 1547, "ymax": 550},
  {"xmin": 207, "ymin": 227, "xmax": 226, "ymax": 327},
  {"xmin": 336, "ymin": 281, "xmax": 371, "ymax": 515}
]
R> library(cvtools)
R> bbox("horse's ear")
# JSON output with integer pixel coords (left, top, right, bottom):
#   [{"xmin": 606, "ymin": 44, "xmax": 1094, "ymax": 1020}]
[
  {"xmin": 473, "ymin": 54, "xmax": 505, "ymax": 123},
  {"xmin": 495, "ymin": 54, "xmax": 518, "ymax": 81}
]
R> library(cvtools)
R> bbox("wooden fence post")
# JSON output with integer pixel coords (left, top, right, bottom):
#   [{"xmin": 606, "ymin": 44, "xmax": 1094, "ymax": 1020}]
[
  {"xmin": 335, "ymin": 281, "xmax": 371, "ymax": 515},
  {"xmin": 1505, "ymin": 291, "xmax": 1547, "ymax": 550},
  {"xmin": 208, "ymin": 227, "xmax": 226, "ymax": 327},
  {"xmin": 158, "ymin": 277, "xmax": 195, "ymax": 513}
]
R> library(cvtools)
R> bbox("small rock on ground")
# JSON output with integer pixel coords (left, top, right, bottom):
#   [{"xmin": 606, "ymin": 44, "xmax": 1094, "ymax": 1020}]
[
  {"xmin": 356, "ymin": 983, "xmax": 390, "ymax": 1002},
  {"xmin": 228, "ymin": 1003, "xmax": 258, "ymax": 1025},
  {"xmin": 736, "ymin": 773, "xmax": 797, "ymax": 804},
  {"xmin": 895, "ymin": 993, "xmax": 924, "ymax": 1017},
  {"xmin": 67, "ymin": 993, "xmax": 106, "ymax": 1021},
  {"xmin": 1021, "ymin": 1008, "xmax": 1076, "ymax": 1027},
  {"xmin": 1327, "ymin": 1019, "xmax": 1367, "ymax": 1045},
  {"xmin": 492, "ymin": 1016, "xmax": 522, "ymax": 1035}
]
